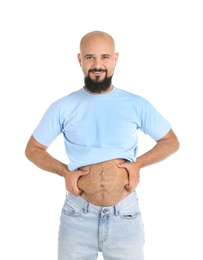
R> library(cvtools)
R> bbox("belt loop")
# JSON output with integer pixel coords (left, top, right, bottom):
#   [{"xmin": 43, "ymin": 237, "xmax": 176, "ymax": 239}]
[
  {"xmin": 83, "ymin": 202, "xmax": 89, "ymax": 214},
  {"xmin": 114, "ymin": 205, "xmax": 119, "ymax": 216},
  {"xmin": 87, "ymin": 203, "xmax": 89, "ymax": 213}
]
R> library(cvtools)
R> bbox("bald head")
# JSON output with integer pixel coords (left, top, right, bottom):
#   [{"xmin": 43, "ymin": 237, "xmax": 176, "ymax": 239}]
[{"xmin": 79, "ymin": 31, "xmax": 115, "ymax": 53}]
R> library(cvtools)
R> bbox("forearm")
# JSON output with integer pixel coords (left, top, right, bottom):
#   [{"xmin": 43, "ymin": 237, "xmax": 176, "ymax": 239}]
[
  {"xmin": 135, "ymin": 129, "xmax": 179, "ymax": 169},
  {"xmin": 25, "ymin": 135, "xmax": 91, "ymax": 196},
  {"xmin": 136, "ymin": 141, "xmax": 176, "ymax": 169},
  {"xmin": 25, "ymin": 146, "xmax": 68, "ymax": 177}
]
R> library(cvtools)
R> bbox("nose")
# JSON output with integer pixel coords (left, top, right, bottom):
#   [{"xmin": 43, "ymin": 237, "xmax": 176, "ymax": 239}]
[{"xmin": 93, "ymin": 58, "xmax": 102, "ymax": 69}]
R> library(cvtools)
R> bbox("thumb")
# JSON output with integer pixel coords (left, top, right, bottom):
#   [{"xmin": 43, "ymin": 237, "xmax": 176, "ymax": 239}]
[
  {"xmin": 125, "ymin": 184, "xmax": 131, "ymax": 191},
  {"xmin": 117, "ymin": 162, "xmax": 128, "ymax": 169},
  {"xmin": 78, "ymin": 170, "xmax": 89, "ymax": 176}
]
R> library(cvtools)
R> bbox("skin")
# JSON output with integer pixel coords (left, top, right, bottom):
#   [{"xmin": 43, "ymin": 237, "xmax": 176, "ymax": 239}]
[{"xmin": 25, "ymin": 31, "xmax": 180, "ymax": 206}]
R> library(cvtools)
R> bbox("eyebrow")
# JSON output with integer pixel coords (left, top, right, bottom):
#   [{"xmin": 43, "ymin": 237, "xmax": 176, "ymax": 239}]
[{"xmin": 84, "ymin": 54, "xmax": 111, "ymax": 57}]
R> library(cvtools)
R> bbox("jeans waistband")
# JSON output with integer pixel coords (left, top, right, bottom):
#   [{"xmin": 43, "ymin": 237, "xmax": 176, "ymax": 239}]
[{"xmin": 66, "ymin": 190, "xmax": 137, "ymax": 216}]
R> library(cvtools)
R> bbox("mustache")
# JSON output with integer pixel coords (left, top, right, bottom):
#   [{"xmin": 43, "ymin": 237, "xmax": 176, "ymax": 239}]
[{"xmin": 89, "ymin": 68, "xmax": 107, "ymax": 73}]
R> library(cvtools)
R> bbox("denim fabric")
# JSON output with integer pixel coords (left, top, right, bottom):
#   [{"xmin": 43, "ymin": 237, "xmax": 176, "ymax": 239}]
[{"xmin": 58, "ymin": 190, "xmax": 145, "ymax": 260}]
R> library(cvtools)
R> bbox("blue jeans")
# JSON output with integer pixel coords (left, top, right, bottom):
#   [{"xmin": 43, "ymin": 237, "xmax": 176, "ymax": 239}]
[{"xmin": 58, "ymin": 190, "xmax": 145, "ymax": 260}]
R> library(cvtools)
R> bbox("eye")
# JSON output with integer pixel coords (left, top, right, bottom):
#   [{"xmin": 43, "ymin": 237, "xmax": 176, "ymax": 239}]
[
  {"xmin": 85, "ymin": 55, "xmax": 94, "ymax": 60},
  {"xmin": 102, "ymin": 55, "xmax": 110, "ymax": 59},
  {"xmin": 86, "ymin": 56, "xmax": 93, "ymax": 59}
]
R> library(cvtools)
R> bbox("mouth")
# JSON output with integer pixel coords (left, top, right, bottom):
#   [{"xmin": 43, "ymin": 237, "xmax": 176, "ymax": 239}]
[{"xmin": 89, "ymin": 69, "xmax": 107, "ymax": 76}]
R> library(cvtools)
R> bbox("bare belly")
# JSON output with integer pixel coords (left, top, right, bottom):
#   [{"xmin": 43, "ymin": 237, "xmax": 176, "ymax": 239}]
[{"xmin": 78, "ymin": 159, "xmax": 130, "ymax": 206}]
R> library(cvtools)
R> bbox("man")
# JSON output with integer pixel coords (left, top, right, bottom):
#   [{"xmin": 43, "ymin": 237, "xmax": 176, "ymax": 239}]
[{"xmin": 25, "ymin": 30, "xmax": 179, "ymax": 260}]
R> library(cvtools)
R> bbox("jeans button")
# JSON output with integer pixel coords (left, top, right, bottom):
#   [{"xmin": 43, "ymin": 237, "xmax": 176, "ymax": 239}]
[{"xmin": 103, "ymin": 209, "xmax": 109, "ymax": 213}]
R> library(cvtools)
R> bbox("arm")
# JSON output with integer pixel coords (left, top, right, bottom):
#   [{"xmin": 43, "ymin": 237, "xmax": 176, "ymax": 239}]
[
  {"xmin": 25, "ymin": 135, "xmax": 89, "ymax": 195},
  {"xmin": 118, "ymin": 128, "xmax": 180, "ymax": 191}
]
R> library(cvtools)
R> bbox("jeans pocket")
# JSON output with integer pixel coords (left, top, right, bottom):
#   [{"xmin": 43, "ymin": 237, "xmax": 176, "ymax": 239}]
[
  {"xmin": 62, "ymin": 198, "xmax": 83, "ymax": 217},
  {"xmin": 119, "ymin": 199, "xmax": 141, "ymax": 219}
]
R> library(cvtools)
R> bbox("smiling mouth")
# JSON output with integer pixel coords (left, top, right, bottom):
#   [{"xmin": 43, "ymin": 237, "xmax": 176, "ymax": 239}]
[
  {"xmin": 88, "ymin": 69, "xmax": 107, "ymax": 82},
  {"xmin": 89, "ymin": 69, "xmax": 107, "ymax": 74},
  {"xmin": 89, "ymin": 69, "xmax": 107, "ymax": 80}
]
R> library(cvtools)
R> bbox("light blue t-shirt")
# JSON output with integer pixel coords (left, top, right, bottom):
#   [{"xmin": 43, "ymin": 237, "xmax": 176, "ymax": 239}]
[{"xmin": 33, "ymin": 87, "xmax": 171, "ymax": 171}]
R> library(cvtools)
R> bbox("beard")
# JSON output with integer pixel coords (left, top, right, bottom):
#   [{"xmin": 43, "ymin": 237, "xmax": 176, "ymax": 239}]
[{"xmin": 84, "ymin": 69, "xmax": 113, "ymax": 94}]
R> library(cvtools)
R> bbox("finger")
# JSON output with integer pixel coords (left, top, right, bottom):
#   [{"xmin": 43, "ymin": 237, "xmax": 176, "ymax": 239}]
[
  {"xmin": 69, "ymin": 184, "xmax": 83, "ymax": 196},
  {"xmin": 126, "ymin": 172, "xmax": 139, "ymax": 191},
  {"xmin": 74, "ymin": 188, "xmax": 83, "ymax": 196},
  {"xmin": 71, "ymin": 171, "xmax": 89, "ymax": 195},
  {"xmin": 125, "ymin": 184, "xmax": 131, "ymax": 191},
  {"xmin": 117, "ymin": 163, "xmax": 128, "ymax": 169},
  {"xmin": 78, "ymin": 170, "xmax": 89, "ymax": 176},
  {"xmin": 125, "ymin": 184, "xmax": 134, "ymax": 192},
  {"xmin": 125, "ymin": 183, "xmax": 137, "ymax": 192}
]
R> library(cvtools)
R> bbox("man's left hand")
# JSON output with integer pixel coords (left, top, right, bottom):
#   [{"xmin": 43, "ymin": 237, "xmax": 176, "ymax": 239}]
[{"xmin": 117, "ymin": 162, "xmax": 140, "ymax": 192}]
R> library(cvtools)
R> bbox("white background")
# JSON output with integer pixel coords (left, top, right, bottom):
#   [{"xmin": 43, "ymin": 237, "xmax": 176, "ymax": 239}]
[{"xmin": 0, "ymin": 0, "xmax": 203, "ymax": 259}]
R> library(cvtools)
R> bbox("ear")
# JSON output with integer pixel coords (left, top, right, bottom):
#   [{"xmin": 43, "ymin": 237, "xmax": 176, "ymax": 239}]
[
  {"xmin": 115, "ymin": 52, "xmax": 119, "ymax": 65},
  {"xmin": 77, "ymin": 53, "xmax": 82, "ymax": 67}
]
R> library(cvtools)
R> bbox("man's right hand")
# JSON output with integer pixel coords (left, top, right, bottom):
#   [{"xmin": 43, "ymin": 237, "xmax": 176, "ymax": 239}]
[
  {"xmin": 63, "ymin": 169, "xmax": 89, "ymax": 196},
  {"xmin": 25, "ymin": 135, "xmax": 89, "ymax": 196}
]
